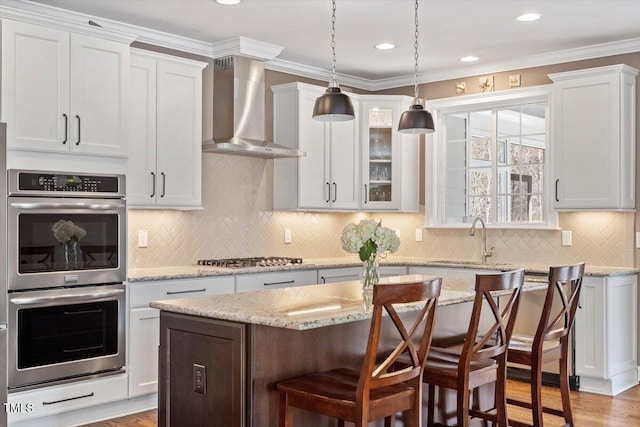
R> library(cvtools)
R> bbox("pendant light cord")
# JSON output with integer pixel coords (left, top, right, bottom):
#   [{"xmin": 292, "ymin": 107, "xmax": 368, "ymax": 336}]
[
  {"xmin": 330, "ymin": 0, "xmax": 337, "ymax": 86},
  {"xmin": 413, "ymin": 0, "xmax": 420, "ymax": 101}
]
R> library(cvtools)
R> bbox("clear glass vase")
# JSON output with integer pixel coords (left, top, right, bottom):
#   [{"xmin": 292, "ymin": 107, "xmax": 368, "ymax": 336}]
[
  {"xmin": 64, "ymin": 239, "xmax": 81, "ymax": 270},
  {"xmin": 361, "ymin": 254, "xmax": 379, "ymax": 291}
]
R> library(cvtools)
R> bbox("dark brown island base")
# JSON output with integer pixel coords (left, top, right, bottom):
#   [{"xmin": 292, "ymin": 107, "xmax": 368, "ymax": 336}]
[{"xmin": 152, "ymin": 275, "xmax": 544, "ymax": 427}]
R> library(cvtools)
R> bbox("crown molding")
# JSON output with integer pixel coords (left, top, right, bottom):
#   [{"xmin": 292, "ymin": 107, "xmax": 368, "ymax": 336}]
[
  {"xmin": 210, "ymin": 36, "xmax": 284, "ymax": 61},
  {"xmin": 0, "ymin": 2, "xmax": 137, "ymax": 44},
  {"xmin": 5, "ymin": 0, "xmax": 640, "ymax": 92},
  {"xmin": 368, "ymin": 37, "xmax": 640, "ymax": 91},
  {"xmin": 265, "ymin": 58, "xmax": 375, "ymax": 91}
]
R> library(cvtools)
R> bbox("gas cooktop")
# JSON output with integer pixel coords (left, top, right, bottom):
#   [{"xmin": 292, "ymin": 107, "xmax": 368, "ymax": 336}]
[{"xmin": 197, "ymin": 257, "xmax": 303, "ymax": 268}]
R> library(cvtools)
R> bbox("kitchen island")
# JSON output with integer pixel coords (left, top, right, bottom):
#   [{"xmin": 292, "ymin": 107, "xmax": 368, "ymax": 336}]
[{"xmin": 151, "ymin": 275, "xmax": 543, "ymax": 427}]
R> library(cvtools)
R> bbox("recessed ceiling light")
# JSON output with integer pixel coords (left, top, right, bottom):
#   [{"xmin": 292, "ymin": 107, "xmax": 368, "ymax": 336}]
[
  {"xmin": 460, "ymin": 56, "xmax": 479, "ymax": 62},
  {"xmin": 215, "ymin": 0, "xmax": 241, "ymax": 5},
  {"xmin": 516, "ymin": 13, "xmax": 541, "ymax": 22},
  {"xmin": 375, "ymin": 43, "xmax": 396, "ymax": 50}
]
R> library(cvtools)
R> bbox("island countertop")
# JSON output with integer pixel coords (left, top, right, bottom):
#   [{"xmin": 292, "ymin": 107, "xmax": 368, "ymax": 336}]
[
  {"xmin": 130, "ymin": 256, "xmax": 640, "ymax": 283},
  {"xmin": 150, "ymin": 274, "xmax": 545, "ymax": 330}
]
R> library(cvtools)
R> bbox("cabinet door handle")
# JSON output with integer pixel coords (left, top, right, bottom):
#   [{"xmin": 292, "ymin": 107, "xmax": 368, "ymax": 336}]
[
  {"xmin": 332, "ymin": 182, "xmax": 337, "ymax": 203},
  {"xmin": 62, "ymin": 114, "xmax": 68, "ymax": 144},
  {"xmin": 161, "ymin": 172, "xmax": 166, "ymax": 197},
  {"xmin": 166, "ymin": 288, "xmax": 206, "ymax": 295},
  {"xmin": 325, "ymin": 182, "xmax": 330, "ymax": 203},
  {"xmin": 555, "ymin": 179, "xmax": 560, "ymax": 202},
  {"xmin": 150, "ymin": 172, "xmax": 156, "ymax": 198},
  {"xmin": 43, "ymin": 392, "xmax": 94, "ymax": 406},
  {"xmin": 364, "ymin": 184, "xmax": 368, "ymax": 203},
  {"xmin": 320, "ymin": 276, "xmax": 326, "ymax": 284},
  {"xmin": 75, "ymin": 115, "xmax": 81, "ymax": 145},
  {"xmin": 264, "ymin": 280, "xmax": 295, "ymax": 286}
]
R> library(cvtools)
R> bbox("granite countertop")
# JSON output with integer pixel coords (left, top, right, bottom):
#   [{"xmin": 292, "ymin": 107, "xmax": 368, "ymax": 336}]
[
  {"xmin": 150, "ymin": 274, "xmax": 547, "ymax": 330},
  {"xmin": 129, "ymin": 256, "xmax": 640, "ymax": 283}
]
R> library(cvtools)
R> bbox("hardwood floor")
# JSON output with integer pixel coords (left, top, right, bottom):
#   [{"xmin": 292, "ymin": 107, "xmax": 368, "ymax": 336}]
[
  {"xmin": 83, "ymin": 379, "xmax": 640, "ymax": 426},
  {"xmin": 506, "ymin": 379, "xmax": 640, "ymax": 426}
]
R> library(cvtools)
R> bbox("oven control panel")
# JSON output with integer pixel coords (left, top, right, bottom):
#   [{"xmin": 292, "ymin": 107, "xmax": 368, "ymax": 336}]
[{"xmin": 10, "ymin": 170, "xmax": 124, "ymax": 196}]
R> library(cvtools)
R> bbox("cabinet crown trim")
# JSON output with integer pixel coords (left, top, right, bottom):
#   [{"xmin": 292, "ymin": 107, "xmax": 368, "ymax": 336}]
[
  {"xmin": 548, "ymin": 64, "xmax": 639, "ymax": 82},
  {"xmin": 0, "ymin": 5, "xmax": 137, "ymax": 44},
  {"xmin": 131, "ymin": 48, "xmax": 208, "ymax": 69}
]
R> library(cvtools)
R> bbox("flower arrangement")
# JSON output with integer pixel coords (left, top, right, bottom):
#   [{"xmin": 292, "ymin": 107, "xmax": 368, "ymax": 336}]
[
  {"xmin": 341, "ymin": 219, "xmax": 400, "ymax": 261},
  {"xmin": 52, "ymin": 220, "xmax": 87, "ymax": 243}
]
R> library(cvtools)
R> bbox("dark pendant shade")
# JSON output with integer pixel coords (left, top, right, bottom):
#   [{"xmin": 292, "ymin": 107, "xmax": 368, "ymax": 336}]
[
  {"xmin": 398, "ymin": 103, "xmax": 435, "ymax": 134},
  {"xmin": 312, "ymin": 86, "xmax": 355, "ymax": 122}
]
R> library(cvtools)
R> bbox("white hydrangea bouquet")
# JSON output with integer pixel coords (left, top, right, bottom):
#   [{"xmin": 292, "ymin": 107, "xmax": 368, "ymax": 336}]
[
  {"xmin": 341, "ymin": 219, "xmax": 400, "ymax": 289},
  {"xmin": 52, "ymin": 220, "xmax": 86, "ymax": 269},
  {"xmin": 52, "ymin": 220, "xmax": 87, "ymax": 243}
]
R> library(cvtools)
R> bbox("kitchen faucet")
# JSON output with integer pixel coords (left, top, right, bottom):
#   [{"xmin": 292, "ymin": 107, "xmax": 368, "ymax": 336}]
[{"xmin": 469, "ymin": 216, "xmax": 493, "ymax": 263}]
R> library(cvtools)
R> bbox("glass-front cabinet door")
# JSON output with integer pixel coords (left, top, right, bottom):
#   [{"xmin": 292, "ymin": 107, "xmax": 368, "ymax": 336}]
[{"xmin": 360, "ymin": 98, "xmax": 404, "ymax": 210}]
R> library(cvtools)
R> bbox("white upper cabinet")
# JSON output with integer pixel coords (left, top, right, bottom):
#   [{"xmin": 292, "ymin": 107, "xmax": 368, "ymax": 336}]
[
  {"xmin": 549, "ymin": 64, "xmax": 637, "ymax": 210},
  {"xmin": 273, "ymin": 82, "xmax": 360, "ymax": 211},
  {"xmin": 128, "ymin": 49, "xmax": 206, "ymax": 208},
  {"xmin": 1, "ymin": 19, "xmax": 133, "ymax": 157},
  {"xmin": 360, "ymin": 97, "xmax": 419, "ymax": 211},
  {"xmin": 272, "ymin": 83, "xmax": 419, "ymax": 212}
]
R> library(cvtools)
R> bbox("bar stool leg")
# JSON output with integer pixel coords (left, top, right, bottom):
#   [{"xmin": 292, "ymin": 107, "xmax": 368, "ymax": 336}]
[
  {"xmin": 457, "ymin": 386, "xmax": 471, "ymax": 427},
  {"xmin": 278, "ymin": 391, "xmax": 291, "ymax": 427},
  {"xmin": 495, "ymin": 361, "xmax": 508, "ymax": 427},
  {"xmin": 427, "ymin": 384, "xmax": 436, "ymax": 427},
  {"xmin": 559, "ymin": 342, "xmax": 574, "ymax": 426},
  {"xmin": 530, "ymin": 361, "xmax": 544, "ymax": 426}
]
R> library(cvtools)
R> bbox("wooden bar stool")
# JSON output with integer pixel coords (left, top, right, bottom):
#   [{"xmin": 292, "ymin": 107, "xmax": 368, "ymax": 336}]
[
  {"xmin": 422, "ymin": 269, "xmax": 525, "ymax": 427},
  {"xmin": 277, "ymin": 278, "xmax": 442, "ymax": 427},
  {"xmin": 507, "ymin": 262, "xmax": 585, "ymax": 427}
]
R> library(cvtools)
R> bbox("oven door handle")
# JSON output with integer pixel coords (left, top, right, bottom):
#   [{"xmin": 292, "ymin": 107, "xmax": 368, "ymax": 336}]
[
  {"xmin": 10, "ymin": 201, "xmax": 124, "ymax": 210},
  {"xmin": 10, "ymin": 289, "xmax": 125, "ymax": 305}
]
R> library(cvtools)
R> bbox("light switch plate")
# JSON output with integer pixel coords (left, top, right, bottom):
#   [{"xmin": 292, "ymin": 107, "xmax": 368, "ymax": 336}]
[
  {"xmin": 284, "ymin": 228, "xmax": 292, "ymax": 244},
  {"xmin": 636, "ymin": 232, "xmax": 640, "ymax": 249},
  {"xmin": 561, "ymin": 230, "xmax": 572, "ymax": 247},
  {"xmin": 138, "ymin": 230, "xmax": 148, "ymax": 248},
  {"xmin": 415, "ymin": 228, "xmax": 423, "ymax": 242}
]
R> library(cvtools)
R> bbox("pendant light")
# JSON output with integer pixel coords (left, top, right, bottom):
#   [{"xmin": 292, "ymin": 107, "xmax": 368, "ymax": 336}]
[
  {"xmin": 312, "ymin": 0, "xmax": 355, "ymax": 122},
  {"xmin": 398, "ymin": 0, "xmax": 434, "ymax": 134}
]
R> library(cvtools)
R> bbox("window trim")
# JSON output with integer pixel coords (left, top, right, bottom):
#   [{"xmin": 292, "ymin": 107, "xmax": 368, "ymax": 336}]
[{"xmin": 424, "ymin": 85, "xmax": 559, "ymax": 230}]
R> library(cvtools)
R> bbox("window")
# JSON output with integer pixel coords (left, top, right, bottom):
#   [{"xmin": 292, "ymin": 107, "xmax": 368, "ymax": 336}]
[{"xmin": 425, "ymin": 87, "xmax": 557, "ymax": 229}]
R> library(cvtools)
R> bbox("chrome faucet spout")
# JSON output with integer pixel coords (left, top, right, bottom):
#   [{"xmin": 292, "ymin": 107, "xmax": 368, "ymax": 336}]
[{"xmin": 469, "ymin": 216, "xmax": 492, "ymax": 263}]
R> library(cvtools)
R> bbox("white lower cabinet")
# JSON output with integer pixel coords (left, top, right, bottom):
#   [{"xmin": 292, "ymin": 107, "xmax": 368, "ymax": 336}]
[
  {"xmin": 235, "ymin": 270, "xmax": 317, "ymax": 293},
  {"xmin": 575, "ymin": 274, "xmax": 638, "ymax": 395},
  {"xmin": 318, "ymin": 267, "xmax": 362, "ymax": 284},
  {"xmin": 407, "ymin": 266, "xmax": 500, "ymax": 279},
  {"xmin": 128, "ymin": 277, "xmax": 235, "ymax": 397},
  {"xmin": 317, "ymin": 265, "xmax": 408, "ymax": 284},
  {"xmin": 7, "ymin": 374, "xmax": 128, "ymax": 424}
]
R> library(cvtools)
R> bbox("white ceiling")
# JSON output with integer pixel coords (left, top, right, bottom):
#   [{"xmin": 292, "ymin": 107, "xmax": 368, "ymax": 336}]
[{"xmin": 12, "ymin": 0, "xmax": 640, "ymax": 88}]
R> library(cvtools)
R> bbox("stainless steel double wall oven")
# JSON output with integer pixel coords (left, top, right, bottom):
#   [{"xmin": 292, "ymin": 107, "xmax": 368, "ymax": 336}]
[{"xmin": 7, "ymin": 170, "xmax": 126, "ymax": 390}]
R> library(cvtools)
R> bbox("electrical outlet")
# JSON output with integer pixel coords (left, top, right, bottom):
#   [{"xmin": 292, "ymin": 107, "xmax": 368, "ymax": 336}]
[
  {"xmin": 138, "ymin": 230, "xmax": 148, "ymax": 248},
  {"xmin": 636, "ymin": 232, "xmax": 640, "ymax": 249},
  {"xmin": 415, "ymin": 228, "xmax": 423, "ymax": 242},
  {"xmin": 561, "ymin": 230, "xmax": 572, "ymax": 247},
  {"xmin": 284, "ymin": 228, "xmax": 292, "ymax": 244},
  {"xmin": 394, "ymin": 229, "xmax": 401, "ymax": 238},
  {"xmin": 193, "ymin": 364, "xmax": 206, "ymax": 395}
]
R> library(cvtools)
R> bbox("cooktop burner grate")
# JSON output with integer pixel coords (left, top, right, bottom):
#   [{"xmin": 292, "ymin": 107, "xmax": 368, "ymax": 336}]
[{"xmin": 197, "ymin": 257, "xmax": 303, "ymax": 268}]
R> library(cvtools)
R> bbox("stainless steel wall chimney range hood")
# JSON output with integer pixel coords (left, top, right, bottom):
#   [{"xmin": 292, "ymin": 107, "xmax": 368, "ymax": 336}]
[{"xmin": 202, "ymin": 56, "xmax": 305, "ymax": 158}]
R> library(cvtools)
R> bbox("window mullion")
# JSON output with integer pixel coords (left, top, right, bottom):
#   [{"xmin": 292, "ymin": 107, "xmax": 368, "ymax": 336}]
[{"xmin": 490, "ymin": 109, "xmax": 498, "ymax": 224}]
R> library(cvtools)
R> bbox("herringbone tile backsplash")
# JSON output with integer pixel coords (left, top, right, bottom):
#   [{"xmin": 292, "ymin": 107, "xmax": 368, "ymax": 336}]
[{"xmin": 128, "ymin": 155, "xmax": 636, "ymax": 269}]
